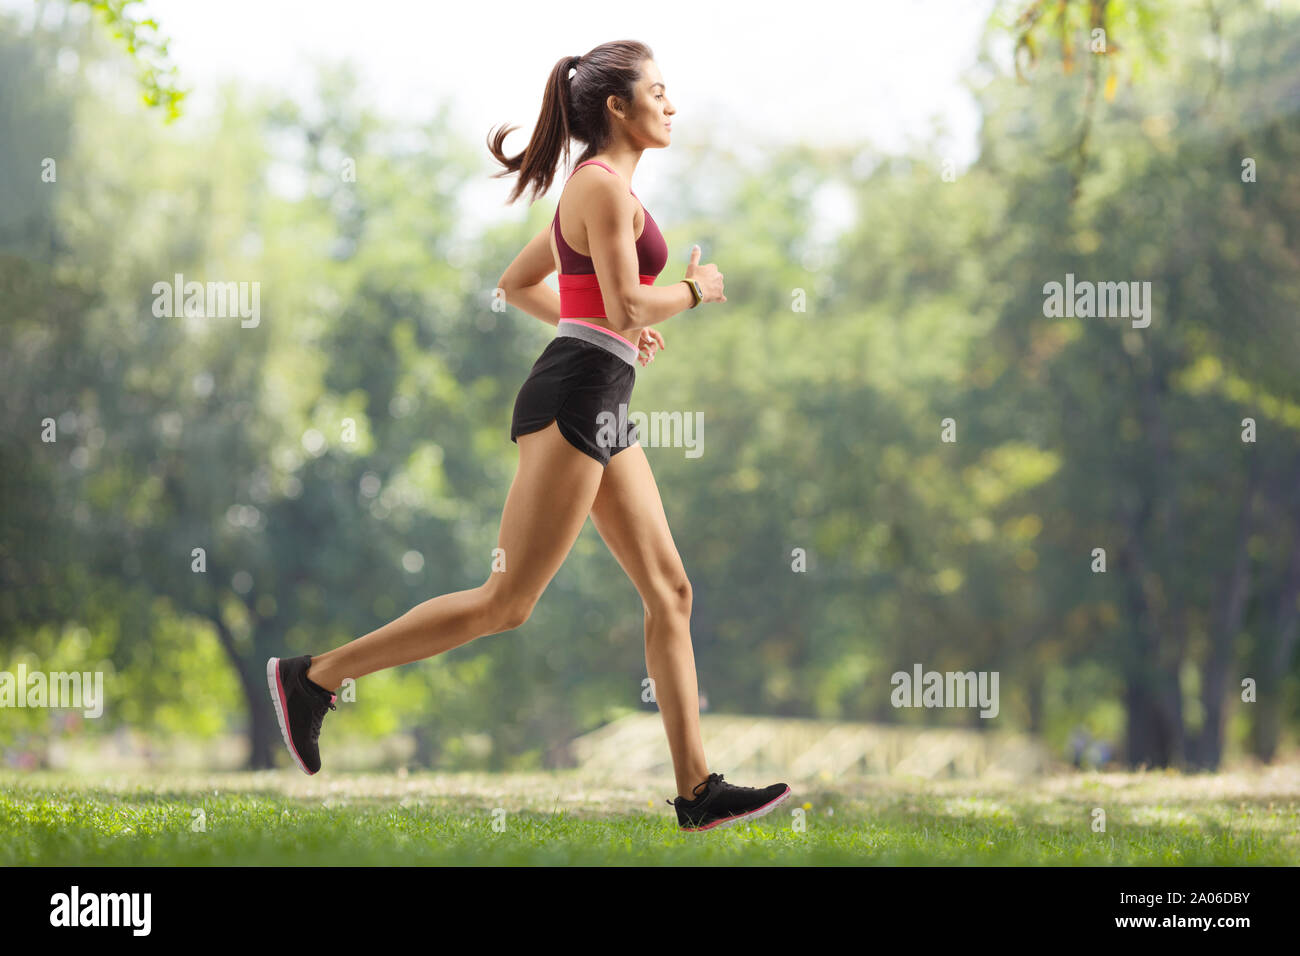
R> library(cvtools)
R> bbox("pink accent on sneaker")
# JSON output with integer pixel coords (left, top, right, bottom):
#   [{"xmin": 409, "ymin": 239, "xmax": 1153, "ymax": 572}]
[
  {"xmin": 679, "ymin": 785, "xmax": 792, "ymax": 833},
  {"xmin": 268, "ymin": 658, "xmax": 313, "ymax": 775}
]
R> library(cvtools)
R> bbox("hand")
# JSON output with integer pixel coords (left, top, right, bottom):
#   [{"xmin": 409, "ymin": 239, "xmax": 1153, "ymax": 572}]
[
  {"xmin": 685, "ymin": 245, "xmax": 726, "ymax": 303},
  {"xmin": 635, "ymin": 327, "xmax": 665, "ymax": 367}
]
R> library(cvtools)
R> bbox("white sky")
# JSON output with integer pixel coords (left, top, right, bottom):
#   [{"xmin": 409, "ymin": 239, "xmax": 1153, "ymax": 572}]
[{"xmin": 19, "ymin": 0, "xmax": 1000, "ymax": 234}]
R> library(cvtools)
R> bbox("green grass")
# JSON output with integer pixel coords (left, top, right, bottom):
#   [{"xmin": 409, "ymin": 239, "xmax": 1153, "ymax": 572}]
[{"xmin": 2, "ymin": 767, "xmax": 1297, "ymax": 865}]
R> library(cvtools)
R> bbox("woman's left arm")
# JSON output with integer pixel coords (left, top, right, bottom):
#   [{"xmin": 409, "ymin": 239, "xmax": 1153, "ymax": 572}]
[{"xmin": 496, "ymin": 225, "xmax": 560, "ymax": 327}]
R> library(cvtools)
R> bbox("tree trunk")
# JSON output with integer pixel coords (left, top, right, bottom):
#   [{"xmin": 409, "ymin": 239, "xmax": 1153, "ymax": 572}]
[
  {"xmin": 1254, "ymin": 474, "xmax": 1300, "ymax": 761},
  {"xmin": 245, "ymin": 679, "xmax": 276, "ymax": 770},
  {"xmin": 209, "ymin": 612, "xmax": 276, "ymax": 769},
  {"xmin": 412, "ymin": 724, "xmax": 441, "ymax": 768},
  {"xmin": 1118, "ymin": 494, "xmax": 1184, "ymax": 768},
  {"xmin": 1193, "ymin": 466, "xmax": 1257, "ymax": 769},
  {"xmin": 1115, "ymin": 350, "xmax": 1188, "ymax": 768}
]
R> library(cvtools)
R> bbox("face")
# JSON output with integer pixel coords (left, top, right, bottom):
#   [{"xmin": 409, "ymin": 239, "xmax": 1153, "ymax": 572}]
[{"xmin": 611, "ymin": 58, "xmax": 674, "ymax": 148}]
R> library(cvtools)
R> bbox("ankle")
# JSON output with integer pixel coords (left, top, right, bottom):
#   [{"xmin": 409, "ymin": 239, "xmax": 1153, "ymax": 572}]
[
  {"xmin": 677, "ymin": 772, "xmax": 711, "ymax": 802},
  {"xmin": 305, "ymin": 659, "xmax": 336, "ymax": 693}
]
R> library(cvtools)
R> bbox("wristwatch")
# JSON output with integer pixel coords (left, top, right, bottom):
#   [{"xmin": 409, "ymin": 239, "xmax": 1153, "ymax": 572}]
[{"xmin": 682, "ymin": 278, "xmax": 703, "ymax": 308}]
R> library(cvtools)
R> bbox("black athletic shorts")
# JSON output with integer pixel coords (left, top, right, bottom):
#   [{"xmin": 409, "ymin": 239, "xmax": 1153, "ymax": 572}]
[{"xmin": 510, "ymin": 319, "xmax": 641, "ymax": 466}]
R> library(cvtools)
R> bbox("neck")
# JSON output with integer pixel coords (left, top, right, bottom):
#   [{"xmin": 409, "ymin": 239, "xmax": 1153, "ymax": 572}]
[{"xmin": 594, "ymin": 141, "xmax": 644, "ymax": 186}]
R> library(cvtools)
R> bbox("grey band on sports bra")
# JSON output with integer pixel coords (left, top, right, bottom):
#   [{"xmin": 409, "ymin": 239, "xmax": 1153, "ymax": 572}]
[{"xmin": 556, "ymin": 320, "xmax": 638, "ymax": 367}]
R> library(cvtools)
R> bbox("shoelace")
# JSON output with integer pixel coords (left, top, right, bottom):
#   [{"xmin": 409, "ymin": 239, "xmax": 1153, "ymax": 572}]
[
  {"xmin": 308, "ymin": 695, "xmax": 336, "ymax": 743},
  {"xmin": 667, "ymin": 771, "xmax": 754, "ymax": 806}
]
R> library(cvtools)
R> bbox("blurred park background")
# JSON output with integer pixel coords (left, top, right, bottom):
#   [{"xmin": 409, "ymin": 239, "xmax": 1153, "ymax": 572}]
[{"xmin": 2, "ymin": 0, "xmax": 1300, "ymax": 784}]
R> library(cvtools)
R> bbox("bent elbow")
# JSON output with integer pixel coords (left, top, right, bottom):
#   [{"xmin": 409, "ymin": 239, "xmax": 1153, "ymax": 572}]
[
  {"xmin": 611, "ymin": 294, "xmax": 641, "ymax": 334},
  {"xmin": 495, "ymin": 278, "xmax": 519, "ymax": 311}
]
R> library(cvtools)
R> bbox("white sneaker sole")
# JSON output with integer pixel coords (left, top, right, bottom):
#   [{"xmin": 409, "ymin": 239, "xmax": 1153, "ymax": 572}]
[
  {"xmin": 266, "ymin": 657, "xmax": 313, "ymax": 775},
  {"xmin": 680, "ymin": 785, "xmax": 793, "ymax": 833}
]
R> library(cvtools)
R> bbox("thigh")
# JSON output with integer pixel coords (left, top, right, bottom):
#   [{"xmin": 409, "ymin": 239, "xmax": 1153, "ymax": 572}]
[
  {"xmin": 487, "ymin": 420, "xmax": 606, "ymax": 603},
  {"xmin": 588, "ymin": 442, "xmax": 688, "ymax": 602}
]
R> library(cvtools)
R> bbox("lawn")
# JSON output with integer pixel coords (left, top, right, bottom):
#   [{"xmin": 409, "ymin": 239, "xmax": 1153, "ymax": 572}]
[{"xmin": 2, "ymin": 766, "xmax": 1297, "ymax": 866}]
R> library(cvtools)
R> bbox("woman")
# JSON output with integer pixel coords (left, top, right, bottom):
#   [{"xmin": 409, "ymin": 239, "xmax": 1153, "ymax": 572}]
[{"xmin": 268, "ymin": 39, "xmax": 790, "ymax": 833}]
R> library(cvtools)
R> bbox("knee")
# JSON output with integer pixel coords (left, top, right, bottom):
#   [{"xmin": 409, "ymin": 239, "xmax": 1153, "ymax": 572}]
[
  {"xmin": 498, "ymin": 598, "xmax": 535, "ymax": 632},
  {"xmin": 644, "ymin": 575, "xmax": 692, "ymax": 621},
  {"xmin": 479, "ymin": 581, "xmax": 537, "ymax": 633}
]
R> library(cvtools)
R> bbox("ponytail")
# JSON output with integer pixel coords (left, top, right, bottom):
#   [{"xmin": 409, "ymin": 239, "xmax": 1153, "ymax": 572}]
[{"xmin": 488, "ymin": 41, "xmax": 654, "ymax": 206}]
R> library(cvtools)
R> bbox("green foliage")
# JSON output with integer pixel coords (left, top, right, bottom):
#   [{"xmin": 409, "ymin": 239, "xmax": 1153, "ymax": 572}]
[
  {"xmin": 1008, "ymin": 0, "xmax": 1169, "ymax": 82},
  {"xmin": 74, "ymin": 0, "xmax": 186, "ymax": 120},
  {"xmin": 2, "ymin": 0, "xmax": 1298, "ymax": 773}
]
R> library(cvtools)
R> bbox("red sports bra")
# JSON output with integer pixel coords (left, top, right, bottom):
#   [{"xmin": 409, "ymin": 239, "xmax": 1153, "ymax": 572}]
[{"xmin": 553, "ymin": 160, "xmax": 668, "ymax": 321}]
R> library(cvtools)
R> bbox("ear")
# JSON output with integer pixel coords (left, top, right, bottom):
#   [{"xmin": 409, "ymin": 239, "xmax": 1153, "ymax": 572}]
[{"xmin": 605, "ymin": 93, "xmax": 626, "ymax": 120}]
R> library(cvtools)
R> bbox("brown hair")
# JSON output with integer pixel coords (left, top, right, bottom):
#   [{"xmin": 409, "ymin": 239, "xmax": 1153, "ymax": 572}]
[{"xmin": 487, "ymin": 40, "xmax": 654, "ymax": 205}]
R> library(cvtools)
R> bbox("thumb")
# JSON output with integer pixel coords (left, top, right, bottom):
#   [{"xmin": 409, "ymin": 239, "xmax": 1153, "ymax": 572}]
[{"xmin": 688, "ymin": 244, "xmax": 701, "ymax": 266}]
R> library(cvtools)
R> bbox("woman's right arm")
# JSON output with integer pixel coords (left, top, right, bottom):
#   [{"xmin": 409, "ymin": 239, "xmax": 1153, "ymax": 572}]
[{"xmin": 581, "ymin": 174, "xmax": 725, "ymax": 334}]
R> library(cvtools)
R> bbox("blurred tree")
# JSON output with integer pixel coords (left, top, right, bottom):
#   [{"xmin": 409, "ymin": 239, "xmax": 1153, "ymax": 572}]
[{"xmin": 3, "ymin": 0, "xmax": 1298, "ymax": 773}]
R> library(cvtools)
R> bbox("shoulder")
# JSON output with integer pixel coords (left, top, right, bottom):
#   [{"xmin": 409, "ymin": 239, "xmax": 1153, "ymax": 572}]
[{"xmin": 566, "ymin": 164, "xmax": 632, "ymax": 211}]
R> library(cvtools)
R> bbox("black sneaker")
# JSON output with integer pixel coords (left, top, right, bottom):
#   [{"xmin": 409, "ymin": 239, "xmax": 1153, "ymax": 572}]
[
  {"xmin": 668, "ymin": 772, "xmax": 792, "ymax": 832},
  {"xmin": 266, "ymin": 655, "xmax": 336, "ymax": 774}
]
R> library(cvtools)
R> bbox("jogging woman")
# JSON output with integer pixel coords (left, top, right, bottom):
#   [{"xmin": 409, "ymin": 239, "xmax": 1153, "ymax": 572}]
[{"xmin": 268, "ymin": 39, "xmax": 790, "ymax": 833}]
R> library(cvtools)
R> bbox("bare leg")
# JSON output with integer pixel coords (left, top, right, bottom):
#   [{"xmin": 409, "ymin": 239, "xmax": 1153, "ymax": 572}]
[
  {"xmin": 307, "ymin": 421, "xmax": 605, "ymax": 690},
  {"xmin": 588, "ymin": 443, "xmax": 710, "ymax": 800}
]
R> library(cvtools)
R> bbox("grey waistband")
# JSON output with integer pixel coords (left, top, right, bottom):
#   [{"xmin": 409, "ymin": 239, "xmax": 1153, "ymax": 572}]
[{"xmin": 556, "ymin": 320, "xmax": 637, "ymax": 367}]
